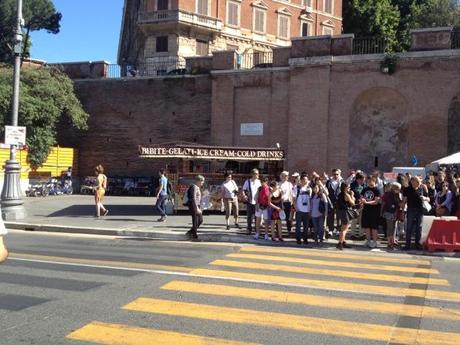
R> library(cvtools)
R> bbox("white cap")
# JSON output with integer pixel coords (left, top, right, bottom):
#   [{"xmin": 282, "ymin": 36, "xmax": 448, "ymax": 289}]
[
  {"xmin": 280, "ymin": 171, "xmax": 289, "ymax": 176},
  {"xmin": 292, "ymin": 172, "xmax": 300, "ymax": 177}
]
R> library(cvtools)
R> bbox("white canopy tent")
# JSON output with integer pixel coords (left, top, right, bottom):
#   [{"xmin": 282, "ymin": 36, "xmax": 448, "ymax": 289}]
[{"xmin": 426, "ymin": 152, "xmax": 460, "ymax": 172}]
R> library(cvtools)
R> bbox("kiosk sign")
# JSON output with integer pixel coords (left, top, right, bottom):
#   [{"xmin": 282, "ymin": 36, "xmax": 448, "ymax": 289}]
[
  {"xmin": 139, "ymin": 145, "xmax": 284, "ymax": 161},
  {"xmin": 4, "ymin": 126, "xmax": 26, "ymax": 146}
]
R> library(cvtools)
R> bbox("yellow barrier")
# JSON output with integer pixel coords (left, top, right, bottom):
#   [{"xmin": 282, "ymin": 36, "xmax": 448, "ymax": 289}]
[{"xmin": 0, "ymin": 146, "xmax": 78, "ymax": 180}]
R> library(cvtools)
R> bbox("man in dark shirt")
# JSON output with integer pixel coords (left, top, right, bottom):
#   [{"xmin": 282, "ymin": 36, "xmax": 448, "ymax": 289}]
[{"xmin": 402, "ymin": 176, "xmax": 429, "ymax": 250}]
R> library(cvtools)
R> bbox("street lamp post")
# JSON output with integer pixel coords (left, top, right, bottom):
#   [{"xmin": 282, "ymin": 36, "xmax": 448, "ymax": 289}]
[{"xmin": 1, "ymin": 0, "xmax": 26, "ymax": 220}]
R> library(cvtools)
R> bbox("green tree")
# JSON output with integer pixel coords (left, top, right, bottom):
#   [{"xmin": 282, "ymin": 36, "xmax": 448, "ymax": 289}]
[
  {"xmin": 0, "ymin": 0, "xmax": 61, "ymax": 62},
  {"xmin": 0, "ymin": 64, "xmax": 88, "ymax": 166},
  {"xmin": 343, "ymin": 0, "xmax": 401, "ymax": 51},
  {"xmin": 344, "ymin": 0, "xmax": 460, "ymax": 51},
  {"xmin": 412, "ymin": 0, "xmax": 460, "ymax": 28}
]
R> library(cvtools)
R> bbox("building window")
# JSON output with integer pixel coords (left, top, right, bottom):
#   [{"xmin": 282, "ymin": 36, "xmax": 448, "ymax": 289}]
[
  {"xmin": 156, "ymin": 36, "xmax": 168, "ymax": 52},
  {"xmin": 157, "ymin": 0, "xmax": 168, "ymax": 10},
  {"xmin": 301, "ymin": 22, "xmax": 311, "ymax": 36},
  {"xmin": 324, "ymin": 0, "xmax": 332, "ymax": 14},
  {"xmin": 196, "ymin": 0, "xmax": 209, "ymax": 16},
  {"xmin": 226, "ymin": 1, "xmax": 240, "ymax": 27},
  {"xmin": 302, "ymin": 0, "xmax": 312, "ymax": 7},
  {"xmin": 196, "ymin": 39, "xmax": 209, "ymax": 56},
  {"xmin": 322, "ymin": 26, "xmax": 333, "ymax": 35},
  {"xmin": 253, "ymin": 8, "xmax": 266, "ymax": 34},
  {"xmin": 278, "ymin": 15, "xmax": 290, "ymax": 39}
]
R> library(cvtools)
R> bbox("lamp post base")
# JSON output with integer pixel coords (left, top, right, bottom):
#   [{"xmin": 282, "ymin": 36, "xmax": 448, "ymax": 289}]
[{"xmin": 1, "ymin": 158, "xmax": 26, "ymax": 221}]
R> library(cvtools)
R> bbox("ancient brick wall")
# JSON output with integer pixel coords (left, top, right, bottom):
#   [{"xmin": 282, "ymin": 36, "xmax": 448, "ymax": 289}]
[{"xmin": 58, "ymin": 76, "xmax": 212, "ymax": 177}]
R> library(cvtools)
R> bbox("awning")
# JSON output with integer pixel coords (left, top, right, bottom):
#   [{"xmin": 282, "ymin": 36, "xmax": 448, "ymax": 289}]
[
  {"xmin": 138, "ymin": 143, "xmax": 284, "ymax": 161},
  {"xmin": 430, "ymin": 152, "xmax": 460, "ymax": 165}
]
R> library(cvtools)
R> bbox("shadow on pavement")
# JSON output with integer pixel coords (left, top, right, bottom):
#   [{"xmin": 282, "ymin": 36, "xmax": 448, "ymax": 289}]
[{"xmin": 46, "ymin": 205, "xmax": 157, "ymax": 217}]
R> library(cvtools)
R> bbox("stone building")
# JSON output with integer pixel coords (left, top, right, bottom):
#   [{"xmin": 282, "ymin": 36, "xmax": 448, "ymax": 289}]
[
  {"xmin": 118, "ymin": 0, "xmax": 343, "ymax": 72},
  {"xmin": 58, "ymin": 28, "xmax": 460, "ymax": 177}
]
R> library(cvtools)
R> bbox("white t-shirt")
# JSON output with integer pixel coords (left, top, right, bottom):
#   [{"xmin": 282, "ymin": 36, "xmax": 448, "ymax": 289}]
[
  {"xmin": 280, "ymin": 181, "xmax": 293, "ymax": 203},
  {"xmin": 294, "ymin": 185, "xmax": 311, "ymax": 213},
  {"xmin": 222, "ymin": 180, "xmax": 238, "ymax": 199},
  {"xmin": 243, "ymin": 179, "xmax": 261, "ymax": 205}
]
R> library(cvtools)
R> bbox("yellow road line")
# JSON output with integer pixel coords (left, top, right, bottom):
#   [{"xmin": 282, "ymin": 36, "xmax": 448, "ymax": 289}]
[
  {"xmin": 226, "ymin": 253, "xmax": 439, "ymax": 274},
  {"xmin": 189, "ymin": 268, "xmax": 460, "ymax": 302},
  {"xmin": 209, "ymin": 259, "xmax": 449, "ymax": 286},
  {"xmin": 161, "ymin": 281, "xmax": 460, "ymax": 321},
  {"xmin": 123, "ymin": 298, "xmax": 460, "ymax": 345},
  {"xmin": 240, "ymin": 246, "xmax": 432, "ymax": 265},
  {"xmin": 10, "ymin": 252, "xmax": 193, "ymax": 273},
  {"xmin": 67, "ymin": 321, "xmax": 259, "ymax": 345}
]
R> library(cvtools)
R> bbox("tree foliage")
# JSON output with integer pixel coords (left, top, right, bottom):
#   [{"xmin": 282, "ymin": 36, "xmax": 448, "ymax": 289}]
[
  {"xmin": 0, "ymin": 65, "xmax": 88, "ymax": 166},
  {"xmin": 0, "ymin": 0, "xmax": 62, "ymax": 62},
  {"xmin": 343, "ymin": 0, "xmax": 460, "ymax": 51}
]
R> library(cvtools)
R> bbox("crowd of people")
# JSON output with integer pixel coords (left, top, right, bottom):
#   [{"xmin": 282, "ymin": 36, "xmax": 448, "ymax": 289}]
[{"xmin": 206, "ymin": 168, "xmax": 460, "ymax": 250}]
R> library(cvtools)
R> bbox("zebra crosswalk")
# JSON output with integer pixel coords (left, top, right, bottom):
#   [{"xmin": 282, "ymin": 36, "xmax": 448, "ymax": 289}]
[{"xmin": 67, "ymin": 245, "xmax": 460, "ymax": 345}]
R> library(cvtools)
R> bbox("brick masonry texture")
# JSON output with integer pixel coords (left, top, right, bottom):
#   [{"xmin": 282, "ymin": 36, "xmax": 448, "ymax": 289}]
[{"xmin": 59, "ymin": 53, "xmax": 460, "ymax": 176}]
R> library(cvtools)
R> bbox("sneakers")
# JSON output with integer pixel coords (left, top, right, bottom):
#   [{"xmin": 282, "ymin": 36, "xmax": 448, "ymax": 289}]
[
  {"xmin": 264, "ymin": 234, "xmax": 270, "ymax": 241},
  {"xmin": 157, "ymin": 216, "xmax": 166, "ymax": 222},
  {"xmin": 253, "ymin": 233, "xmax": 259, "ymax": 240},
  {"xmin": 102, "ymin": 209, "xmax": 109, "ymax": 216},
  {"xmin": 226, "ymin": 225, "xmax": 230, "ymax": 230},
  {"xmin": 368, "ymin": 240, "xmax": 378, "ymax": 248}
]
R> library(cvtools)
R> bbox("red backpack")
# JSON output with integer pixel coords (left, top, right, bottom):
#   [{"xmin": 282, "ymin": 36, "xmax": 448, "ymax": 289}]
[{"xmin": 257, "ymin": 185, "xmax": 270, "ymax": 206}]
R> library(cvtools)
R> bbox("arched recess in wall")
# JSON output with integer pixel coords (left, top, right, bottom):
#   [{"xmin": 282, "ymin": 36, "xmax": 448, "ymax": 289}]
[
  {"xmin": 349, "ymin": 87, "xmax": 409, "ymax": 173},
  {"xmin": 448, "ymin": 94, "xmax": 460, "ymax": 154}
]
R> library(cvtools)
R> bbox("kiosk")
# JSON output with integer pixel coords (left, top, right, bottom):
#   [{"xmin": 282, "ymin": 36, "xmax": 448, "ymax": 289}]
[{"xmin": 138, "ymin": 143, "xmax": 285, "ymax": 211}]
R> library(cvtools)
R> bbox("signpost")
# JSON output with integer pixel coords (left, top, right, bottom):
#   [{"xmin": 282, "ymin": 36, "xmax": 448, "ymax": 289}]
[{"xmin": 1, "ymin": 0, "xmax": 26, "ymax": 220}]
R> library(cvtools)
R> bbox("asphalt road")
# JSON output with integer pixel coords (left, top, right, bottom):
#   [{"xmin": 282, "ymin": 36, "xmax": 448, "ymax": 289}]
[{"xmin": 1, "ymin": 231, "xmax": 460, "ymax": 345}]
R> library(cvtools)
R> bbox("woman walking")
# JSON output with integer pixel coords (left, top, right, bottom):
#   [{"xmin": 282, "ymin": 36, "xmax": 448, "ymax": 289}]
[
  {"xmin": 221, "ymin": 172, "xmax": 240, "ymax": 230},
  {"xmin": 336, "ymin": 183, "xmax": 355, "ymax": 250},
  {"xmin": 94, "ymin": 165, "xmax": 109, "ymax": 218}
]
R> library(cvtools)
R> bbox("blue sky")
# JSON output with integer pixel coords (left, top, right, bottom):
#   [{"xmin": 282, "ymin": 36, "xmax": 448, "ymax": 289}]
[{"xmin": 30, "ymin": 0, "xmax": 124, "ymax": 64}]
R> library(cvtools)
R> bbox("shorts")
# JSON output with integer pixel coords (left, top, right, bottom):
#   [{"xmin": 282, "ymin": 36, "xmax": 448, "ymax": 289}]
[{"xmin": 361, "ymin": 208, "xmax": 380, "ymax": 229}]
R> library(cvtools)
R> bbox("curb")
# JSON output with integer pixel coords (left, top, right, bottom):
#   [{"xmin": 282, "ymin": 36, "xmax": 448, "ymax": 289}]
[
  {"xmin": 6, "ymin": 221, "xmax": 460, "ymax": 258},
  {"xmin": 4, "ymin": 221, "xmax": 253, "ymax": 243}
]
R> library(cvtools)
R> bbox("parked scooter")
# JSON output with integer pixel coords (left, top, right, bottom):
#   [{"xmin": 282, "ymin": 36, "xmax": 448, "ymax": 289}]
[{"xmin": 26, "ymin": 182, "xmax": 50, "ymax": 197}]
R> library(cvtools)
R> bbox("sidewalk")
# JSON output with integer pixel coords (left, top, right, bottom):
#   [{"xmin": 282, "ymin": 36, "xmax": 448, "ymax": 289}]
[{"xmin": 5, "ymin": 195, "xmax": 459, "ymax": 257}]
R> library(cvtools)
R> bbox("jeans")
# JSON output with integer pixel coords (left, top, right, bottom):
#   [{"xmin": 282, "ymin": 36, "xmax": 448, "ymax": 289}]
[
  {"xmin": 246, "ymin": 203, "xmax": 256, "ymax": 232},
  {"xmin": 312, "ymin": 215, "xmax": 325, "ymax": 241},
  {"xmin": 295, "ymin": 211, "xmax": 309, "ymax": 242},
  {"xmin": 283, "ymin": 202, "xmax": 292, "ymax": 232},
  {"xmin": 156, "ymin": 194, "xmax": 168, "ymax": 217},
  {"xmin": 406, "ymin": 208, "xmax": 423, "ymax": 248}
]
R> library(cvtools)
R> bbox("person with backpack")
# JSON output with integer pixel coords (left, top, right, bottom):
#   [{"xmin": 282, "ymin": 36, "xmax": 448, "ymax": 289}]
[
  {"xmin": 184, "ymin": 175, "xmax": 205, "ymax": 241},
  {"xmin": 310, "ymin": 183, "xmax": 328, "ymax": 246},
  {"xmin": 293, "ymin": 173, "xmax": 311, "ymax": 245},
  {"xmin": 155, "ymin": 169, "xmax": 169, "ymax": 222},
  {"xmin": 253, "ymin": 177, "xmax": 270, "ymax": 240},
  {"xmin": 242, "ymin": 169, "xmax": 261, "ymax": 235}
]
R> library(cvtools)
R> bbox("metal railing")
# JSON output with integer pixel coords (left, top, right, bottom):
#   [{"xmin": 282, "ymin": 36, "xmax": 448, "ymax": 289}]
[
  {"xmin": 107, "ymin": 57, "xmax": 186, "ymax": 78},
  {"xmin": 453, "ymin": 27, "xmax": 460, "ymax": 49},
  {"xmin": 352, "ymin": 37, "xmax": 387, "ymax": 55},
  {"xmin": 236, "ymin": 51, "xmax": 273, "ymax": 70}
]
